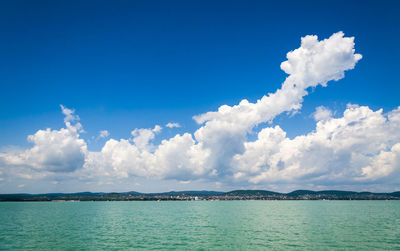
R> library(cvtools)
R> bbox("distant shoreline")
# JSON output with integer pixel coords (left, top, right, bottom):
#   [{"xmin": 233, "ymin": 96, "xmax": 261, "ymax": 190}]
[{"xmin": 1, "ymin": 190, "xmax": 399, "ymax": 202}]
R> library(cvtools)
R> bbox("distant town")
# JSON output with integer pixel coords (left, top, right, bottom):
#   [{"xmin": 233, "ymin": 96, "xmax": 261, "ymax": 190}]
[{"xmin": 1, "ymin": 190, "xmax": 399, "ymax": 201}]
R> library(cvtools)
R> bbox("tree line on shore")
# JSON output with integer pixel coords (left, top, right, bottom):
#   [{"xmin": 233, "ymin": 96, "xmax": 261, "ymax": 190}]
[{"xmin": 1, "ymin": 190, "xmax": 399, "ymax": 201}]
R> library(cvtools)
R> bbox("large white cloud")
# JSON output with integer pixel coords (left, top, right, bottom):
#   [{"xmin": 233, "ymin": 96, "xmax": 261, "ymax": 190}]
[
  {"xmin": 84, "ymin": 132, "xmax": 210, "ymax": 181},
  {"xmin": 192, "ymin": 31, "xmax": 362, "ymax": 176},
  {"xmin": 1, "ymin": 105, "xmax": 87, "ymax": 173},
  {"xmin": 233, "ymin": 105, "xmax": 400, "ymax": 186},
  {"xmin": 81, "ymin": 31, "xmax": 363, "ymax": 182},
  {"xmin": 3, "ymin": 31, "xmax": 399, "ymax": 191}
]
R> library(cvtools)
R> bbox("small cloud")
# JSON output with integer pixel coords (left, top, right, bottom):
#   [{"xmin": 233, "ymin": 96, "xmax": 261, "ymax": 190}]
[
  {"xmin": 153, "ymin": 125, "xmax": 162, "ymax": 133},
  {"xmin": 99, "ymin": 130, "xmax": 110, "ymax": 139},
  {"xmin": 166, "ymin": 122, "xmax": 180, "ymax": 128},
  {"xmin": 60, "ymin": 105, "xmax": 80, "ymax": 123},
  {"xmin": 313, "ymin": 106, "xmax": 332, "ymax": 121},
  {"xmin": 179, "ymin": 180, "xmax": 190, "ymax": 184},
  {"xmin": 18, "ymin": 184, "xmax": 25, "ymax": 188},
  {"xmin": 16, "ymin": 173, "xmax": 33, "ymax": 179},
  {"xmin": 60, "ymin": 105, "xmax": 84, "ymax": 132},
  {"xmin": 234, "ymin": 172, "xmax": 245, "ymax": 179}
]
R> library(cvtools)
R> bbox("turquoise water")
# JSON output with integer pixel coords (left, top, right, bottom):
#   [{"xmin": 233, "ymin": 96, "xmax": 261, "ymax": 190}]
[{"xmin": 0, "ymin": 201, "xmax": 399, "ymax": 250}]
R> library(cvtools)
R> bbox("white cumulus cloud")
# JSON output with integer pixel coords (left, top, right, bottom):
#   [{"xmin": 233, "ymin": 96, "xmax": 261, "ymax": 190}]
[
  {"xmin": 4, "ymin": 32, "xmax": 399, "ymax": 192},
  {"xmin": 166, "ymin": 122, "xmax": 181, "ymax": 128},
  {"xmin": 82, "ymin": 32, "xmax": 363, "ymax": 183},
  {"xmin": 233, "ymin": 105, "xmax": 400, "ymax": 186},
  {"xmin": 313, "ymin": 106, "xmax": 332, "ymax": 121},
  {"xmin": 131, "ymin": 125, "xmax": 162, "ymax": 151},
  {"xmin": 192, "ymin": 31, "xmax": 362, "ymax": 176},
  {"xmin": 1, "ymin": 106, "xmax": 87, "ymax": 173},
  {"xmin": 99, "ymin": 130, "xmax": 110, "ymax": 139}
]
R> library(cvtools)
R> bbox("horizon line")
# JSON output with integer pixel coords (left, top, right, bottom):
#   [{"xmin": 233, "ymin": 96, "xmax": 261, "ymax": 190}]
[{"xmin": 2, "ymin": 189, "xmax": 399, "ymax": 196}]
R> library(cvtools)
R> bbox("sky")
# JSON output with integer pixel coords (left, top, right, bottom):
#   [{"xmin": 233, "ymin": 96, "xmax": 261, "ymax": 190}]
[{"xmin": 0, "ymin": 0, "xmax": 400, "ymax": 193}]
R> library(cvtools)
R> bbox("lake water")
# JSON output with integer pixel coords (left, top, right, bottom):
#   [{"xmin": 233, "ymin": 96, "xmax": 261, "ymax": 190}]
[{"xmin": 0, "ymin": 201, "xmax": 399, "ymax": 250}]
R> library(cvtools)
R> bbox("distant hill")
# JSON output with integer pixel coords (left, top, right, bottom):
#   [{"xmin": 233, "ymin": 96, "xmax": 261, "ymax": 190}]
[
  {"xmin": 286, "ymin": 190, "xmax": 317, "ymax": 196},
  {"xmin": 0, "ymin": 189, "xmax": 399, "ymax": 201},
  {"xmin": 150, "ymin": 191, "xmax": 225, "ymax": 197},
  {"xmin": 286, "ymin": 190, "xmax": 359, "ymax": 197},
  {"xmin": 224, "ymin": 190, "xmax": 281, "ymax": 197}
]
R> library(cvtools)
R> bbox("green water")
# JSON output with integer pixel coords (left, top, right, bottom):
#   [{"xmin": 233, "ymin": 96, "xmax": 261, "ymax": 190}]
[{"xmin": 0, "ymin": 201, "xmax": 399, "ymax": 250}]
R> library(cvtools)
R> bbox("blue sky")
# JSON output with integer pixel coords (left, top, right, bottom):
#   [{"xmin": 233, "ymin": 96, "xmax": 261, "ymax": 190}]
[
  {"xmin": 1, "ymin": 0, "xmax": 399, "ymax": 147},
  {"xmin": 0, "ymin": 0, "xmax": 400, "ymax": 193}
]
